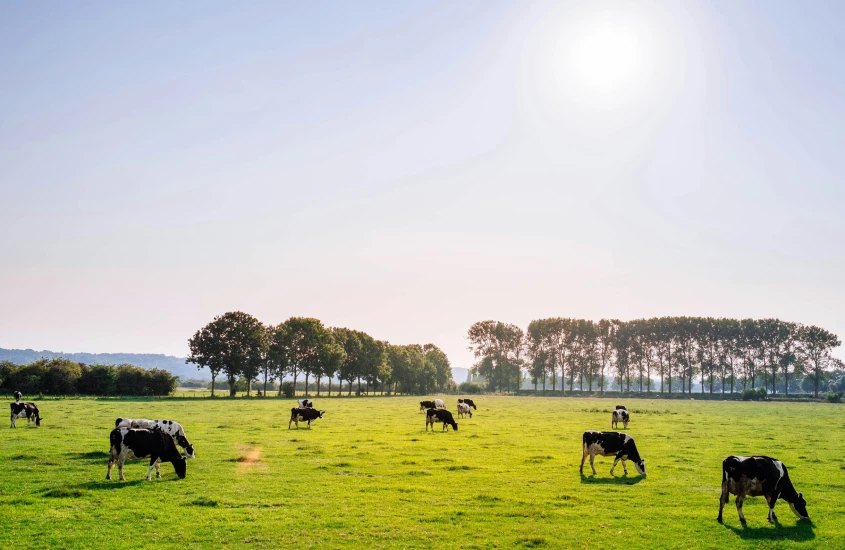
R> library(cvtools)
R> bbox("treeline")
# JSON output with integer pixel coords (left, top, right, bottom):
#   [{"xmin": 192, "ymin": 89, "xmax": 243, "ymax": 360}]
[
  {"xmin": 187, "ymin": 312, "xmax": 452, "ymax": 397},
  {"xmin": 0, "ymin": 358, "xmax": 178, "ymax": 396},
  {"xmin": 468, "ymin": 317, "xmax": 842, "ymax": 398}
]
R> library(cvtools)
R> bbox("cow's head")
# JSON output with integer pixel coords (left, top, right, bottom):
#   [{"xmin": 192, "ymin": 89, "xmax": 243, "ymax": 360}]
[
  {"xmin": 318, "ymin": 410, "xmax": 325, "ymax": 419},
  {"xmin": 177, "ymin": 436, "xmax": 195, "ymax": 459},
  {"xmin": 789, "ymin": 493, "xmax": 809, "ymax": 520},
  {"xmin": 450, "ymin": 420, "xmax": 458, "ymax": 431},
  {"xmin": 634, "ymin": 459, "xmax": 646, "ymax": 476},
  {"xmin": 115, "ymin": 418, "xmax": 124, "ymax": 428},
  {"xmin": 172, "ymin": 455, "xmax": 187, "ymax": 479},
  {"xmin": 35, "ymin": 416, "xmax": 42, "ymax": 427}
]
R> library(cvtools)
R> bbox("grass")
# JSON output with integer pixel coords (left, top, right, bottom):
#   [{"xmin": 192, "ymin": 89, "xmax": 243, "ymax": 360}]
[{"xmin": 0, "ymin": 396, "xmax": 842, "ymax": 548}]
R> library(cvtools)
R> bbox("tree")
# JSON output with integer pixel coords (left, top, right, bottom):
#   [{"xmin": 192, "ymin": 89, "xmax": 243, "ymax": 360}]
[
  {"xmin": 797, "ymin": 325, "xmax": 841, "ymax": 398},
  {"xmin": 424, "ymin": 344, "xmax": 452, "ymax": 392},
  {"xmin": 187, "ymin": 323, "xmax": 226, "ymax": 397}
]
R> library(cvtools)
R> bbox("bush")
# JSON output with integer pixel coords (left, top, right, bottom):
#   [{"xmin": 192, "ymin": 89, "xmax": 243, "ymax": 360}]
[
  {"xmin": 825, "ymin": 392, "xmax": 843, "ymax": 404},
  {"xmin": 281, "ymin": 381, "xmax": 295, "ymax": 398},
  {"xmin": 741, "ymin": 387, "xmax": 768, "ymax": 401},
  {"xmin": 458, "ymin": 382, "xmax": 484, "ymax": 394}
]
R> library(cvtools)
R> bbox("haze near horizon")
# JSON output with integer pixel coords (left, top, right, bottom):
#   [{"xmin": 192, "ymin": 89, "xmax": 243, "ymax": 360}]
[{"xmin": 2, "ymin": 1, "xmax": 844, "ymax": 370}]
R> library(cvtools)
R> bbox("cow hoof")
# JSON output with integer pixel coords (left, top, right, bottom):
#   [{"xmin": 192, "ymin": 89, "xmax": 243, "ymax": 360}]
[{"xmin": 717, "ymin": 517, "xmax": 723, "ymax": 524}]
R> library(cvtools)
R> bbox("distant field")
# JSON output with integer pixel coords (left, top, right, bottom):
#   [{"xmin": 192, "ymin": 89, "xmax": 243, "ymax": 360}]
[{"xmin": 1, "ymin": 397, "xmax": 842, "ymax": 549}]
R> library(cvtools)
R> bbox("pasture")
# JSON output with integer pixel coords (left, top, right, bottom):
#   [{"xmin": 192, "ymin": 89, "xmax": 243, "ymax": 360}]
[{"xmin": 1, "ymin": 396, "xmax": 842, "ymax": 549}]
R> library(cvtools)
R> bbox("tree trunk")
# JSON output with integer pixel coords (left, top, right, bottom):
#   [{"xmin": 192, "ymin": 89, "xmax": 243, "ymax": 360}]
[
  {"xmin": 317, "ymin": 377, "xmax": 321, "ymax": 396},
  {"xmin": 211, "ymin": 376, "xmax": 216, "ymax": 397},
  {"xmin": 263, "ymin": 368, "xmax": 268, "ymax": 397},
  {"xmin": 228, "ymin": 373, "xmax": 236, "ymax": 397},
  {"xmin": 357, "ymin": 376, "xmax": 361, "ymax": 395},
  {"xmin": 328, "ymin": 377, "xmax": 332, "ymax": 396},
  {"xmin": 304, "ymin": 372, "xmax": 310, "ymax": 397}
]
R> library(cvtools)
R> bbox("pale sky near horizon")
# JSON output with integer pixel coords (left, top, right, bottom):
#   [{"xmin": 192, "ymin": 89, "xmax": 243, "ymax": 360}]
[{"xmin": 2, "ymin": 1, "xmax": 844, "ymax": 369}]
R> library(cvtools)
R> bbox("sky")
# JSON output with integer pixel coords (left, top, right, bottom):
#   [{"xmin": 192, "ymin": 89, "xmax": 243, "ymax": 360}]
[{"xmin": 2, "ymin": 0, "xmax": 844, "ymax": 370}]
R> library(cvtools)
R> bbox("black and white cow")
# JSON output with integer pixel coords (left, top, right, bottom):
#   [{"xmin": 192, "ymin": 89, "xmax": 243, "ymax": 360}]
[
  {"xmin": 611, "ymin": 408, "xmax": 630, "ymax": 429},
  {"xmin": 13, "ymin": 391, "xmax": 22, "ymax": 403},
  {"xmin": 580, "ymin": 431, "xmax": 646, "ymax": 476},
  {"xmin": 457, "ymin": 403, "xmax": 473, "ymax": 419},
  {"xmin": 10, "ymin": 402, "xmax": 41, "ymax": 428},
  {"xmin": 107, "ymin": 428, "xmax": 187, "ymax": 481},
  {"xmin": 718, "ymin": 456, "xmax": 809, "ymax": 525},
  {"xmin": 434, "ymin": 398, "xmax": 446, "ymax": 409},
  {"xmin": 115, "ymin": 418, "xmax": 195, "ymax": 458},
  {"xmin": 297, "ymin": 399, "xmax": 313, "ymax": 408},
  {"xmin": 615, "ymin": 405, "xmax": 627, "ymax": 411},
  {"xmin": 426, "ymin": 408, "xmax": 458, "ymax": 432},
  {"xmin": 419, "ymin": 400, "xmax": 436, "ymax": 412},
  {"xmin": 458, "ymin": 398, "xmax": 477, "ymax": 410},
  {"xmin": 289, "ymin": 407, "xmax": 324, "ymax": 429}
]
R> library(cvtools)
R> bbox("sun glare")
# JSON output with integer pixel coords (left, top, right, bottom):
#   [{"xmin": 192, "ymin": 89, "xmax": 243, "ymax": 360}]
[{"xmin": 570, "ymin": 22, "xmax": 643, "ymax": 96}]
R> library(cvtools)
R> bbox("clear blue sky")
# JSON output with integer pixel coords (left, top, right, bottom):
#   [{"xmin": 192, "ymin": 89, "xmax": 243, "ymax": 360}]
[{"xmin": 1, "ymin": 0, "xmax": 843, "ymax": 369}]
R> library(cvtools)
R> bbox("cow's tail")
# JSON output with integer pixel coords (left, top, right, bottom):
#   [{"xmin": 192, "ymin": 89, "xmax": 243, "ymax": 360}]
[{"xmin": 109, "ymin": 429, "xmax": 122, "ymax": 458}]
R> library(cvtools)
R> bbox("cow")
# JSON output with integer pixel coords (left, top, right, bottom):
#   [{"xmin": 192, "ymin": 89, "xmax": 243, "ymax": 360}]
[
  {"xmin": 458, "ymin": 398, "xmax": 477, "ymax": 410},
  {"xmin": 115, "ymin": 418, "xmax": 195, "ymax": 458},
  {"xmin": 13, "ymin": 391, "xmax": 22, "ymax": 402},
  {"xmin": 615, "ymin": 405, "xmax": 627, "ymax": 411},
  {"xmin": 419, "ymin": 400, "xmax": 436, "ymax": 412},
  {"xmin": 297, "ymin": 399, "xmax": 313, "ymax": 408},
  {"xmin": 580, "ymin": 431, "xmax": 646, "ymax": 476},
  {"xmin": 289, "ymin": 407, "xmax": 324, "ymax": 429},
  {"xmin": 434, "ymin": 398, "xmax": 446, "ymax": 409},
  {"xmin": 107, "ymin": 428, "xmax": 187, "ymax": 481},
  {"xmin": 457, "ymin": 402, "xmax": 473, "ymax": 419},
  {"xmin": 425, "ymin": 408, "xmax": 458, "ymax": 432},
  {"xmin": 10, "ymin": 402, "xmax": 41, "ymax": 428},
  {"xmin": 718, "ymin": 455, "xmax": 809, "ymax": 525},
  {"xmin": 612, "ymin": 408, "xmax": 630, "ymax": 429}
]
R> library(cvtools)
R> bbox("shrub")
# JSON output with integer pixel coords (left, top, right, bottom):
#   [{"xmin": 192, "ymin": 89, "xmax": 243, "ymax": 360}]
[
  {"xmin": 281, "ymin": 381, "xmax": 295, "ymax": 398},
  {"xmin": 825, "ymin": 392, "xmax": 843, "ymax": 404},
  {"xmin": 741, "ymin": 387, "xmax": 768, "ymax": 401},
  {"xmin": 458, "ymin": 382, "xmax": 484, "ymax": 394}
]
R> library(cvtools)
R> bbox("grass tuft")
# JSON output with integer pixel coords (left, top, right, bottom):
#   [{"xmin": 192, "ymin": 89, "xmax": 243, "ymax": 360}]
[
  {"xmin": 190, "ymin": 497, "xmax": 219, "ymax": 507},
  {"xmin": 44, "ymin": 487, "xmax": 88, "ymax": 498}
]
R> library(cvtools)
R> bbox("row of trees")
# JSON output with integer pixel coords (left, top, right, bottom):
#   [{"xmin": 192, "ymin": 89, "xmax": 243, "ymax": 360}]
[
  {"xmin": 468, "ymin": 317, "xmax": 842, "ymax": 398},
  {"xmin": 187, "ymin": 312, "xmax": 452, "ymax": 397},
  {"xmin": 0, "ymin": 358, "xmax": 178, "ymax": 396}
]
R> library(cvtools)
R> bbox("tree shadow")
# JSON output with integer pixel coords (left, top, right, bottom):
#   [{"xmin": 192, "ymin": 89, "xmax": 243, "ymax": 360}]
[
  {"xmin": 579, "ymin": 472, "xmax": 644, "ymax": 485},
  {"xmin": 724, "ymin": 520, "xmax": 815, "ymax": 542},
  {"xmin": 67, "ymin": 451, "xmax": 110, "ymax": 461}
]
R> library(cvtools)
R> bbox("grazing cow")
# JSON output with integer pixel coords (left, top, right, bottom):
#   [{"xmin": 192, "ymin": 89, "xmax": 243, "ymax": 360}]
[
  {"xmin": 297, "ymin": 399, "xmax": 313, "ymax": 408},
  {"xmin": 425, "ymin": 408, "xmax": 458, "ymax": 432},
  {"xmin": 107, "ymin": 428, "xmax": 187, "ymax": 481},
  {"xmin": 115, "ymin": 418, "xmax": 195, "ymax": 458},
  {"xmin": 419, "ymin": 400, "xmax": 436, "ymax": 412},
  {"xmin": 289, "ymin": 407, "xmax": 324, "ymax": 429},
  {"xmin": 10, "ymin": 402, "xmax": 41, "ymax": 428},
  {"xmin": 458, "ymin": 398, "xmax": 477, "ymax": 410},
  {"xmin": 611, "ymin": 409, "xmax": 630, "ymax": 429},
  {"xmin": 580, "ymin": 431, "xmax": 646, "ymax": 476},
  {"xmin": 434, "ymin": 398, "xmax": 446, "ymax": 409},
  {"xmin": 718, "ymin": 456, "xmax": 809, "ymax": 525},
  {"xmin": 13, "ymin": 391, "xmax": 22, "ymax": 402},
  {"xmin": 615, "ymin": 405, "xmax": 627, "ymax": 411},
  {"xmin": 457, "ymin": 402, "xmax": 473, "ymax": 419}
]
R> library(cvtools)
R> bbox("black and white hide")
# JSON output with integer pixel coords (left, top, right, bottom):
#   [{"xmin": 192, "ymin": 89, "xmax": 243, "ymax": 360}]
[
  {"xmin": 115, "ymin": 418, "xmax": 195, "ymax": 458},
  {"xmin": 10, "ymin": 402, "xmax": 41, "ymax": 428},
  {"xmin": 457, "ymin": 402, "xmax": 473, "ymax": 419},
  {"xmin": 297, "ymin": 399, "xmax": 313, "ymax": 408},
  {"xmin": 288, "ymin": 407, "xmax": 324, "ymax": 429},
  {"xmin": 107, "ymin": 428, "xmax": 187, "ymax": 481},
  {"xmin": 580, "ymin": 431, "xmax": 646, "ymax": 476},
  {"xmin": 425, "ymin": 408, "xmax": 458, "ymax": 432},
  {"xmin": 611, "ymin": 408, "xmax": 630, "ymax": 429},
  {"xmin": 458, "ymin": 398, "xmax": 477, "ymax": 410},
  {"xmin": 419, "ymin": 400, "xmax": 436, "ymax": 412},
  {"xmin": 718, "ymin": 455, "xmax": 809, "ymax": 525}
]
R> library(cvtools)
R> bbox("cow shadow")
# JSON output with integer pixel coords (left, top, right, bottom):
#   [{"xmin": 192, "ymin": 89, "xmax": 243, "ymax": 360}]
[
  {"xmin": 724, "ymin": 520, "xmax": 815, "ymax": 542},
  {"xmin": 579, "ymin": 472, "xmax": 644, "ymax": 485},
  {"xmin": 67, "ymin": 451, "xmax": 110, "ymax": 461},
  {"xmin": 72, "ymin": 477, "xmax": 182, "ymax": 491}
]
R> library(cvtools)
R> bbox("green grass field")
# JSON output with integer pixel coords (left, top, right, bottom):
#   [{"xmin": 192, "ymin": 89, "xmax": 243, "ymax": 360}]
[{"xmin": 1, "ymin": 396, "xmax": 842, "ymax": 549}]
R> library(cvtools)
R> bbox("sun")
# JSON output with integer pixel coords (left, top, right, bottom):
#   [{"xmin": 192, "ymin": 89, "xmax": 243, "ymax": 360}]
[{"xmin": 570, "ymin": 21, "xmax": 643, "ymax": 96}]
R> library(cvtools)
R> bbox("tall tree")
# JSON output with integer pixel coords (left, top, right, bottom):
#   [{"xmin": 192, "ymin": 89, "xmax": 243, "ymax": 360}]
[
  {"xmin": 188, "ymin": 311, "xmax": 264, "ymax": 397},
  {"xmin": 798, "ymin": 325, "xmax": 842, "ymax": 398}
]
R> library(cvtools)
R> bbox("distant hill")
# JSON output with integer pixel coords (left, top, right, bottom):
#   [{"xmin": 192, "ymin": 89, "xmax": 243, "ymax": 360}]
[{"xmin": 0, "ymin": 348, "xmax": 208, "ymax": 380}]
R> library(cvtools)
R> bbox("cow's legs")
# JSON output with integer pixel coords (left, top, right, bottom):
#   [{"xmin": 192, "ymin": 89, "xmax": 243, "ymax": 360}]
[
  {"xmin": 579, "ymin": 446, "xmax": 587, "ymax": 474},
  {"xmin": 621, "ymin": 458, "xmax": 628, "ymax": 475},
  {"xmin": 736, "ymin": 494, "xmax": 747, "ymax": 525},
  {"xmin": 10, "ymin": 414, "xmax": 15, "ymax": 428},
  {"xmin": 610, "ymin": 456, "xmax": 620, "ymax": 475},
  {"xmin": 717, "ymin": 482, "xmax": 729, "ymax": 523},
  {"xmin": 766, "ymin": 493, "xmax": 779, "ymax": 523},
  {"xmin": 107, "ymin": 456, "xmax": 115, "ymax": 480},
  {"xmin": 118, "ymin": 458, "xmax": 126, "ymax": 481},
  {"xmin": 154, "ymin": 460, "xmax": 162, "ymax": 479},
  {"xmin": 146, "ymin": 458, "xmax": 157, "ymax": 481},
  {"xmin": 589, "ymin": 453, "xmax": 597, "ymax": 475}
]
